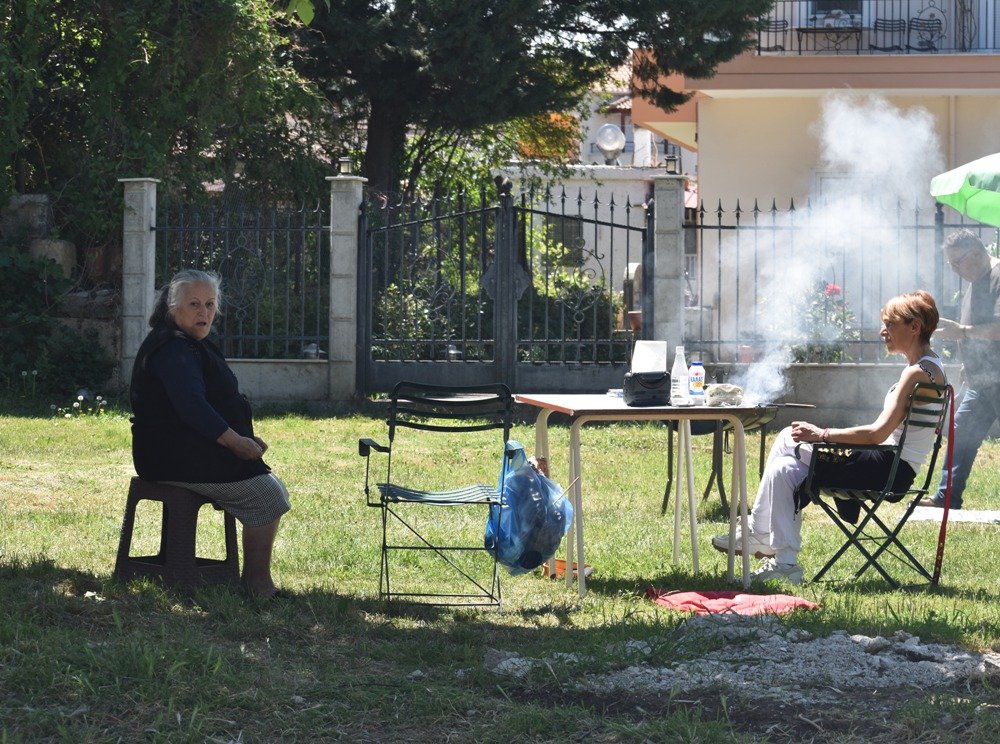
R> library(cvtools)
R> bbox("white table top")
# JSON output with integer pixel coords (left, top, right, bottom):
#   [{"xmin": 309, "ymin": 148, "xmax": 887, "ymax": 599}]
[{"xmin": 515, "ymin": 392, "xmax": 775, "ymax": 420}]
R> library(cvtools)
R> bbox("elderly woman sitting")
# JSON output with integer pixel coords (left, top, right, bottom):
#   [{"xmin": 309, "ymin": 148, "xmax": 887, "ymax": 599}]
[{"xmin": 130, "ymin": 269, "xmax": 291, "ymax": 598}]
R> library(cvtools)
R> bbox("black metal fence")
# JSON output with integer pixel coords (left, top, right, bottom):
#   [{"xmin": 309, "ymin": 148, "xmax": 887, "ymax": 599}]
[
  {"xmin": 760, "ymin": 0, "xmax": 998, "ymax": 55},
  {"xmin": 687, "ymin": 199, "xmax": 999, "ymax": 364},
  {"xmin": 154, "ymin": 200, "xmax": 329, "ymax": 359},
  {"xmin": 152, "ymin": 184, "xmax": 998, "ymax": 377}
]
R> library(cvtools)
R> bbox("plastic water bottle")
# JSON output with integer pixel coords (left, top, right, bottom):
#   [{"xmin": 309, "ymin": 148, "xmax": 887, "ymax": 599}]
[
  {"xmin": 688, "ymin": 361, "xmax": 705, "ymax": 401},
  {"xmin": 670, "ymin": 346, "xmax": 691, "ymax": 406}
]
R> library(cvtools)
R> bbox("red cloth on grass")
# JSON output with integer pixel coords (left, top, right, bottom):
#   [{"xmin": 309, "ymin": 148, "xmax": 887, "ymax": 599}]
[{"xmin": 646, "ymin": 588, "xmax": 819, "ymax": 616}]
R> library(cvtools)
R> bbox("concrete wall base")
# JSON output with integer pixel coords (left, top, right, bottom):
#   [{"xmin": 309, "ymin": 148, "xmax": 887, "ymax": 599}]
[{"xmin": 228, "ymin": 360, "xmax": 330, "ymax": 402}]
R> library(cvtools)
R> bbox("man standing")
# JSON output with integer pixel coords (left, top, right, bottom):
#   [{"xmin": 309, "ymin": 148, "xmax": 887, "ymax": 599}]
[{"xmin": 920, "ymin": 229, "xmax": 1000, "ymax": 509}]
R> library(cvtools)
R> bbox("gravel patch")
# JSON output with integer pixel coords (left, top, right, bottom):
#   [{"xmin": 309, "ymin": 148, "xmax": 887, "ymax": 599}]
[{"xmin": 486, "ymin": 615, "xmax": 1000, "ymax": 708}]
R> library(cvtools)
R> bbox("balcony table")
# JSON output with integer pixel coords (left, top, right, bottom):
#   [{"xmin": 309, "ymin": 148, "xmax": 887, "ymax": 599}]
[{"xmin": 796, "ymin": 26, "xmax": 863, "ymax": 54}]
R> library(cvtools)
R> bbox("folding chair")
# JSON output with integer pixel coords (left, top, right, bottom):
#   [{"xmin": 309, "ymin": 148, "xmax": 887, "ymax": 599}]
[
  {"xmin": 359, "ymin": 381, "xmax": 514, "ymax": 607},
  {"xmin": 800, "ymin": 383, "xmax": 951, "ymax": 588}
]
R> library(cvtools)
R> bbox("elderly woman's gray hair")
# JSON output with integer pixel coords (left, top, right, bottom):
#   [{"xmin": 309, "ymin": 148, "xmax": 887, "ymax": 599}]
[{"xmin": 148, "ymin": 269, "xmax": 223, "ymax": 328}]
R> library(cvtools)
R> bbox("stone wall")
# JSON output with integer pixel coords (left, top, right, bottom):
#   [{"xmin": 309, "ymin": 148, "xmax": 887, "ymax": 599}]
[
  {"xmin": 3, "ymin": 193, "xmax": 120, "ymax": 391},
  {"xmin": 58, "ymin": 290, "xmax": 122, "ymax": 389}
]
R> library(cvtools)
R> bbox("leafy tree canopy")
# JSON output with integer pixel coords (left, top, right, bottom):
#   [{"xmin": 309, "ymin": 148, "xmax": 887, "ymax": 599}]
[
  {"xmin": 1, "ymin": 0, "xmax": 335, "ymax": 285},
  {"xmin": 292, "ymin": 0, "xmax": 774, "ymax": 193}
]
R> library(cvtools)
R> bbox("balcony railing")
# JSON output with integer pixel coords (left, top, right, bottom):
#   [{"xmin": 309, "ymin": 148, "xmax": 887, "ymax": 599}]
[{"xmin": 759, "ymin": 1, "xmax": 999, "ymax": 55}]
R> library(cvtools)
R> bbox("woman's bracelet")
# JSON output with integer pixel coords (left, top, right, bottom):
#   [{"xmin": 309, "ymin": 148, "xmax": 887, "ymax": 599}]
[{"xmin": 821, "ymin": 428, "xmax": 830, "ymax": 443}]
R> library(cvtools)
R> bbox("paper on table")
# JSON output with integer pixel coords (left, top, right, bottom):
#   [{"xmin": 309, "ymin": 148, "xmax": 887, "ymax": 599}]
[{"xmin": 631, "ymin": 340, "xmax": 667, "ymax": 373}]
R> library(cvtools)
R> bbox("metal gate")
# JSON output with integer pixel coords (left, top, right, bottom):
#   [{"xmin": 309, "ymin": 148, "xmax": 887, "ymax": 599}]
[{"xmin": 358, "ymin": 182, "xmax": 652, "ymax": 393}]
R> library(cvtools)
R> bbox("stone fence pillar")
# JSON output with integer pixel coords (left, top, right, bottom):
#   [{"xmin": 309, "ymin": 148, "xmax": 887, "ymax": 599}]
[
  {"xmin": 651, "ymin": 175, "xmax": 686, "ymax": 352},
  {"xmin": 119, "ymin": 178, "xmax": 159, "ymax": 385},
  {"xmin": 327, "ymin": 175, "xmax": 366, "ymax": 401}
]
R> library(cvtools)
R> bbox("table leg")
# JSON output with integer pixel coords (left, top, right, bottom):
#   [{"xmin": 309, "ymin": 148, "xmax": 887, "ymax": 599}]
[
  {"xmin": 565, "ymin": 430, "xmax": 576, "ymax": 591},
  {"xmin": 727, "ymin": 421, "xmax": 751, "ymax": 588},
  {"xmin": 533, "ymin": 408, "xmax": 552, "ymax": 463},
  {"xmin": 569, "ymin": 418, "xmax": 587, "ymax": 596},
  {"xmin": 759, "ymin": 424, "xmax": 767, "ymax": 477},
  {"xmin": 684, "ymin": 421, "xmax": 699, "ymax": 573},
  {"xmin": 672, "ymin": 421, "xmax": 686, "ymax": 564},
  {"xmin": 523, "ymin": 404, "xmax": 756, "ymax": 596},
  {"xmin": 533, "ymin": 409, "xmax": 557, "ymax": 577}
]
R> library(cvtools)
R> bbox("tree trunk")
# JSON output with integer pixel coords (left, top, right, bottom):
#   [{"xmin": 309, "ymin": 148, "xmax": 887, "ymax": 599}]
[{"xmin": 364, "ymin": 99, "xmax": 407, "ymax": 195}]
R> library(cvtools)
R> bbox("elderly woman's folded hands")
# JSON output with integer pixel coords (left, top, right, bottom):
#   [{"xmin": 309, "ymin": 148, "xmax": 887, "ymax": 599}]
[{"xmin": 217, "ymin": 428, "xmax": 267, "ymax": 460}]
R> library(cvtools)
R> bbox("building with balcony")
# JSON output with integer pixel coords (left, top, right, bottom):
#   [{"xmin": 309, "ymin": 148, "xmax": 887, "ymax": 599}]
[
  {"xmin": 632, "ymin": 0, "xmax": 1000, "ymax": 212},
  {"xmin": 631, "ymin": 1, "xmax": 1000, "ymax": 364}
]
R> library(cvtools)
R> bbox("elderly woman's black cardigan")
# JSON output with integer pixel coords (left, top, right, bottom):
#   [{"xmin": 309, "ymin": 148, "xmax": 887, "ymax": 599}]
[{"xmin": 129, "ymin": 323, "xmax": 270, "ymax": 483}]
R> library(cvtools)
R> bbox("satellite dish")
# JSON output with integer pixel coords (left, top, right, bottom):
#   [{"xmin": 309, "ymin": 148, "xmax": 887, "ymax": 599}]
[{"xmin": 595, "ymin": 123, "xmax": 626, "ymax": 165}]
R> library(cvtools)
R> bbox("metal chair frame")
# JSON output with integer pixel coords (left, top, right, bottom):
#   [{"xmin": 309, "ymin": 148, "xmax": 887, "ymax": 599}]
[
  {"xmin": 359, "ymin": 381, "xmax": 514, "ymax": 607},
  {"xmin": 801, "ymin": 383, "xmax": 951, "ymax": 588},
  {"xmin": 758, "ymin": 18, "xmax": 789, "ymax": 52},
  {"xmin": 907, "ymin": 17, "xmax": 944, "ymax": 52},
  {"xmin": 869, "ymin": 18, "xmax": 906, "ymax": 52}
]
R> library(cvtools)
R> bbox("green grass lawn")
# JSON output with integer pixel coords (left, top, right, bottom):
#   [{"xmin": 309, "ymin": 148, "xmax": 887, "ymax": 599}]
[{"xmin": 1, "ymin": 404, "xmax": 999, "ymax": 742}]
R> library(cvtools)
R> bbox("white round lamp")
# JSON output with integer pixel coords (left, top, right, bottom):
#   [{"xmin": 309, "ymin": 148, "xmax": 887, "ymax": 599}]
[{"xmin": 595, "ymin": 123, "xmax": 626, "ymax": 165}]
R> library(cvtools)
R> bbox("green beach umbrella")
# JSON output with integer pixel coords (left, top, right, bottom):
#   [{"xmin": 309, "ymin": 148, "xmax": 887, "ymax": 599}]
[{"xmin": 930, "ymin": 152, "xmax": 1000, "ymax": 227}]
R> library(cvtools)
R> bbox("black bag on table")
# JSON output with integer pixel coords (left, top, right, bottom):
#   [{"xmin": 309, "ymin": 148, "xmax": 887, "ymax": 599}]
[{"xmin": 623, "ymin": 371, "xmax": 670, "ymax": 407}]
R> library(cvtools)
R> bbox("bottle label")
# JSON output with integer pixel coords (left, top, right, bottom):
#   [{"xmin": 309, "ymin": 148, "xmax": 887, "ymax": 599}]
[{"xmin": 688, "ymin": 364, "xmax": 705, "ymax": 397}]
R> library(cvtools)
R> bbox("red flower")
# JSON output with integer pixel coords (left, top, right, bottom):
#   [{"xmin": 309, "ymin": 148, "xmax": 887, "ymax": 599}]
[{"xmin": 824, "ymin": 283, "xmax": 842, "ymax": 297}]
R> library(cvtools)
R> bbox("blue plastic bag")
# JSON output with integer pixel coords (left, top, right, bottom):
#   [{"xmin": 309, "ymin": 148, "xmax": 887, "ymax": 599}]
[{"xmin": 484, "ymin": 440, "xmax": 574, "ymax": 575}]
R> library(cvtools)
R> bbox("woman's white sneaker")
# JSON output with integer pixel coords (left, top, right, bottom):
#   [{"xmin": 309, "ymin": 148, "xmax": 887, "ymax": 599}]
[
  {"xmin": 711, "ymin": 530, "xmax": 775, "ymax": 558},
  {"xmin": 750, "ymin": 557, "xmax": 804, "ymax": 585}
]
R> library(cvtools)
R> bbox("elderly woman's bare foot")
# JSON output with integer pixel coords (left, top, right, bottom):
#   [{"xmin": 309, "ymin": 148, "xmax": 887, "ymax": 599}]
[{"xmin": 240, "ymin": 580, "xmax": 288, "ymax": 599}]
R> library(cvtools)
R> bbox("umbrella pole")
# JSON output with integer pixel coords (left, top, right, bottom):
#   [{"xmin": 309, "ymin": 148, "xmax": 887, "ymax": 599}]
[{"xmin": 932, "ymin": 384, "xmax": 957, "ymax": 585}]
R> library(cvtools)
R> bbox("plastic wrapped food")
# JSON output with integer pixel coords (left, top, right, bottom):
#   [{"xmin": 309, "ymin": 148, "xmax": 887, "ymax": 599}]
[{"xmin": 704, "ymin": 383, "xmax": 744, "ymax": 407}]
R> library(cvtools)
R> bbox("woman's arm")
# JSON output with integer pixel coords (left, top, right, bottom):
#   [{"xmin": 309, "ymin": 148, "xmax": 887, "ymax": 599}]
[
  {"xmin": 937, "ymin": 316, "xmax": 1000, "ymax": 341},
  {"xmin": 791, "ymin": 363, "xmax": 935, "ymax": 445}
]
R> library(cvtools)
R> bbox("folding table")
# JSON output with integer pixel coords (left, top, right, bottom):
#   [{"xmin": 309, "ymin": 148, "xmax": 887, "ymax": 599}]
[{"xmin": 515, "ymin": 393, "xmax": 773, "ymax": 596}]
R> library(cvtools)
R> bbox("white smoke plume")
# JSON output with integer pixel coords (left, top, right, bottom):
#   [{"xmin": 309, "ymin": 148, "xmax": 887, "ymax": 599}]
[{"xmin": 727, "ymin": 92, "xmax": 944, "ymax": 405}]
